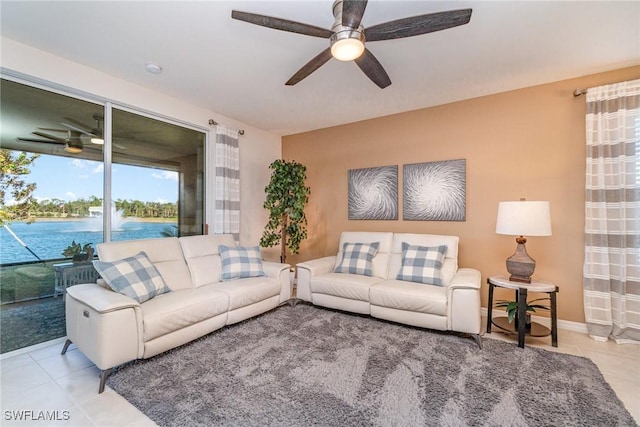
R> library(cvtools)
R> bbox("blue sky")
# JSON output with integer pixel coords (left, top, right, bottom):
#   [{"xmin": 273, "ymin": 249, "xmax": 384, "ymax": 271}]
[{"xmin": 28, "ymin": 154, "xmax": 178, "ymax": 204}]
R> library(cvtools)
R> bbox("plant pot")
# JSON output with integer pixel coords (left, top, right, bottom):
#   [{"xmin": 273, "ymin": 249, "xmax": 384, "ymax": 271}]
[{"xmin": 72, "ymin": 254, "xmax": 87, "ymax": 263}]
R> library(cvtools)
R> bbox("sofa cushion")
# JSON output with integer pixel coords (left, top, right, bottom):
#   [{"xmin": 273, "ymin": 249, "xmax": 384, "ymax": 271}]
[
  {"xmin": 334, "ymin": 242, "xmax": 380, "ymax": 276},
  {"xmin": 93, "ymin": 251, "xmax": 170, "ymax": 303},
  {"xmin": 388, "ymin": 234, "xmax": 459, "ymax": 286},
  {"xmin": 209, "ymin": 276, "xmax": 282, "ymax": 311},
  {"xmin": 396, "ymin": 243, "xmax": 447, "ymax": 286},
  {"xmin": 335, "ymin": 232, "xmax": 394, "ymax": 279},
  {"xmin": 219, "ymin": 245, "xmax": 265, "ymax": 281},
  {"xmin": 179, "ymin": 234, "xmax": 236, "ymax": 287},
  {"xmin": 141, "ymin": 285, "xmax": 229, "ymax": 342},
  {"xmin": 311, "ymin": 272, "xmax": 382, "ymax": 302},
  {"xmin": 370, "ymin": 280, "xmax": 448, "ymax": 316}
]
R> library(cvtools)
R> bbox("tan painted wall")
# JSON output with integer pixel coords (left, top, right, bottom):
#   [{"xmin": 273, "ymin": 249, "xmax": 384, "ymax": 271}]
[{"xmin": 282, "ymin": 66, "xmax": 640, "ymax": 324}]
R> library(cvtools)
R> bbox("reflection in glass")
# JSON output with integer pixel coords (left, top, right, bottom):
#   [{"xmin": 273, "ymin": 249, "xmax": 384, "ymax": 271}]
[{"xmin": 111, "ymin": 108, "xmax": 205, "ymax": 238}]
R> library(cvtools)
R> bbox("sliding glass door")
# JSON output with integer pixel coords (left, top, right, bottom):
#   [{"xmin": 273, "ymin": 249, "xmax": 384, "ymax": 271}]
[{"xmin": 0, "ymin": 78, "xmax": 206, "ymax": 353}]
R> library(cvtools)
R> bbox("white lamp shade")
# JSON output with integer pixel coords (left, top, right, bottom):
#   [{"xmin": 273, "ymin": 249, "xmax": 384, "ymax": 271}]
[{"xmin": 496, "ymin": 201, "xmax": 552, "ymax": 236}]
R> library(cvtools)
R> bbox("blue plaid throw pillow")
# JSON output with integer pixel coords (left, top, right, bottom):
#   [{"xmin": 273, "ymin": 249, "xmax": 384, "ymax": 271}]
[
  {"xmin": 396, "ymin": 242, "xmax": 448, "ymax": 286},
  {"xmin": 333, "ymin": 242, "xmax": 380, "ymax": 276},
  {"xmin": 219, "ymin": 245, "xmax": 265, "ymax": 281},
  {"xmin": 93, "ymin": 251, "xmax": 169, "ymax": 303}
]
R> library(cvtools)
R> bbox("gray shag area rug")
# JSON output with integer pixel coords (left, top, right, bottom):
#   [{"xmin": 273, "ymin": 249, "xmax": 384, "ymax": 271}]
[{"xmin": 108, "ymin": 303, "xmax": 637, "ymax": 427}]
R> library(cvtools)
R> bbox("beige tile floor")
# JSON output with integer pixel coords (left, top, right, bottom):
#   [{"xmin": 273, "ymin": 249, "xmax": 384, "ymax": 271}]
[{"xmin": 1, "ymin": 324, "xmax": 638, "ymax": 426}]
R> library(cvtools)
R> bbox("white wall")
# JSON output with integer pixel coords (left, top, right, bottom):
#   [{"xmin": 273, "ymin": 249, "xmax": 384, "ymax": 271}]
[{"xmin": 1, "ymin": 37, "xmax": 281, "ymax": 253}]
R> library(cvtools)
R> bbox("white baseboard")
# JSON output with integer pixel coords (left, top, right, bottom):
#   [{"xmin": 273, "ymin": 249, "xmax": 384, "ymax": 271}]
[{"xmin": 481, "ymin": 307, "xmax": 588, "ymax": 334}]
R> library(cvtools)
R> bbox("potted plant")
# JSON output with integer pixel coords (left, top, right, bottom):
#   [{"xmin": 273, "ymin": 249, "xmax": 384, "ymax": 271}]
[
  {"xmin": 495, "ymin": 298, "xmax": 549, "ymax": 329},
  {"xmin": 62, "ymin": 241, "xmax": 94, "ymax": 263},
  {"xmin": 260, "ymin": 159, "xmax": 310, "ymax": 264}
]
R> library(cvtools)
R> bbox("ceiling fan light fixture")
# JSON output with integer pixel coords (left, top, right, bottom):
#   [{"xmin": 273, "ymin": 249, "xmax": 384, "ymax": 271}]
[
  {"xmin": 330, "ymin": 30, "xmax": 365, "ymax": 61},
  {"xmin": 90, "ymin": 114, "xmax": 104, "ymax": 144},
  {"xmin": 64, "ymin": 141, "xmax": 83, "ymax": 154}
]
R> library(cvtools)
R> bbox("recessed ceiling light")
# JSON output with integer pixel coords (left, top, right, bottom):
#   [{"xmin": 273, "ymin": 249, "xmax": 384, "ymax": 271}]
[{"xmin": 145, "ymin": 62, "xmax": 162, "ymax": 74}]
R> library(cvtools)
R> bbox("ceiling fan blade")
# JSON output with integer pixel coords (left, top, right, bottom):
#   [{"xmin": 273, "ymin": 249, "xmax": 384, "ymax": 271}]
[
  {"xmin": 365, "ymin": 8, "xmax": 472, "ymax": 42},
  {"xmin": 38, "ymin": 127, "xmax": 70, "ymax": 133},
  {"xmin": 37, "ymin": 128, "xmax": 84, "ymax": 139},
  {"xmin": 60, "ymin": 117, "xmax": 94, "ymax": 136},
  {"xmin": 17, "ymin": 137, "xmax": 63, "ymax": 144},
  {"xmin": 232, "ymin": 10, "xmax": 333, "ymax": 38},
  {"xmin": 285, "ymin": 48, "xmax": 333, "ymax": 86},
  {"xmin": 32, "ymin": 131, "xmax": 66, "ymax": 142},
  {"xmin": 354, "ymin": 48, "xmax": 391, "ymax": 89},
  {"xmin": 342, "ymin": 0, "xmax": 367, "ymax": 29}
]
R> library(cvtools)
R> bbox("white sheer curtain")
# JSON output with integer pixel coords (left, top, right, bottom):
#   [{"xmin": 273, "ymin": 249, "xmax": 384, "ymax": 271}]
[
  {"xmin": 583, "ymin": 79, "xmax": 640, "ymax": 343},
  {"xmin": 213, "ymin": 126, "xmax": 240, "ymax": 242}
]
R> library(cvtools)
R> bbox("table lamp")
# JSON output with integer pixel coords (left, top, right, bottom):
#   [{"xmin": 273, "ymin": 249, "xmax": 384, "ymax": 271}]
[{"xmin": 496, "ymin": 200, "xmax": 552, "ymax": 283}]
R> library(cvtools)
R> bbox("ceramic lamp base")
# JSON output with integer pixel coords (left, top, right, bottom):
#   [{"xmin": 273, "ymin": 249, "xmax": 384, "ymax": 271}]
[{"xmin": 506, "ymin": 237, "xmax": 535, "ymax": 283}]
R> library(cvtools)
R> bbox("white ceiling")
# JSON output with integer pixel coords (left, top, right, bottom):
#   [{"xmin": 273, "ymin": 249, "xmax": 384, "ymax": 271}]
[{"xmin": 1, "ymin": 1, "xmax": 638, "ymax": 136}]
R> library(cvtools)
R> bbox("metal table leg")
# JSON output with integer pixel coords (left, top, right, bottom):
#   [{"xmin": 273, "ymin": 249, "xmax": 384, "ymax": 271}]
[
  {"xmin": 487, "ymin": 280, "xmax": 495, "ymax": 334},
  {"xmin": 551, "ymin": 287, "xmax": 558, "ymax": 347},
  {"xmin": 517, "ymin": 287, "xmax": 528, "ymax": 348}
]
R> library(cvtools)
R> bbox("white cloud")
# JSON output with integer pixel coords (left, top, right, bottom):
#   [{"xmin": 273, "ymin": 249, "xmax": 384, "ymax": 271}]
[
  {"xmin": 70, "ymin": 159, "xmax": 86, "ymax": 169},
  {"xmin": 65, "ymin": 192, "xmax": 77, "ymax": 200},
  {"xmin": 93, "ymin": 164, "xmax": 104, "ymax": 174},
  {"xmin": 151, "ymin": 171, "xmax": 178, "ymax": 181}
]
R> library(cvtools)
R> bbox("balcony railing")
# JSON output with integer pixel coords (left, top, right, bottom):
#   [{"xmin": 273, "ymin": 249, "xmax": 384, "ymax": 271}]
[{"xmin": 0, "ymin": 258, "xmax": 88, "ymax": 354}]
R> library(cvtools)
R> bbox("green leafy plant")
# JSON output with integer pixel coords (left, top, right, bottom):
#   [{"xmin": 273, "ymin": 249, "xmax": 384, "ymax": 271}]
[
  {"xmin": 260, "ymin": 159, "xmax": 310, "ymax": 264},
  {"xmin": 0, "ymin": 149, "xmax": 40, "ymax": 225},
  {"xmin": 495, "ymin": 299, "xmax": 550, "ymax": 324},
  {"xmin": 62, "ymin": 241, "xmax": 94, "ymax": 262}
]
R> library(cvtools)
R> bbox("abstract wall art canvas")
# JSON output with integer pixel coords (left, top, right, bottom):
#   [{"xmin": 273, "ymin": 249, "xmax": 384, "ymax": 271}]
[
  {"xmin": 348, "ymin": 165, "xmax": 398, "ymax": 220},
  {"xmin": 403, "ymin": 159, "xmax": 466, "ymax": 221}
]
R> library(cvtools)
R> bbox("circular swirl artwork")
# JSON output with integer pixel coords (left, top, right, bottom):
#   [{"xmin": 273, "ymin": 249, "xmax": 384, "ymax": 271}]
[
  {"xmin": 348, "ymin": 166, "xmax": 398, "ymax": 220},
  {"xmin": 403, "ymin": 159, "xmax": 466, "ymax": 221}
]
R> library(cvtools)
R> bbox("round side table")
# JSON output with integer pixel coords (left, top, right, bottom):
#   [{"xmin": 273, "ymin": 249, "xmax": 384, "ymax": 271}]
[{"xmin": 487, "ymin": 275, "xmax": 558, "ymax": 348}]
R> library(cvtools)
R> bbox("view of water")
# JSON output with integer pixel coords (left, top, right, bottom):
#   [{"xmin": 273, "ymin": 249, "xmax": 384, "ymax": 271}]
[{"xmin": 0, "ymin": 219, "xmax": 176, "ymax": 264}]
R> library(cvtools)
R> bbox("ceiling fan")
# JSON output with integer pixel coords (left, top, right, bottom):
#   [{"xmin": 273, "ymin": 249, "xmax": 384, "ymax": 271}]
[
  {"xmin": 17, "ymin": 113, "xmax": 104, "ymax": 154},
  {"xmin": 60, "ymin": 114, "xmax": 105, "ymax": 145},
  {"xmin": 17, "ymin": 129, "xmax": 86, "ymax": 154},
  {"xmin": 231, "ymin": 0, "xmax": 472, "ymax": 88},
  {"xmin": 17, "ymin": 114, "xmax": 129, "ymax": 153}
]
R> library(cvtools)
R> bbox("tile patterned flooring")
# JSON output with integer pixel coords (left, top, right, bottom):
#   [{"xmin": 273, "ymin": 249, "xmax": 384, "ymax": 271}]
[{"xmin": 1, "ymin": 320, "xmax": 638, "ymax": 426}]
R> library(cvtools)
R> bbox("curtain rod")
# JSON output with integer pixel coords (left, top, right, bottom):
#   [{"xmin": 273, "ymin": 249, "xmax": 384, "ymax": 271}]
[
  {"xmin": 208, "ymin": 119, "xmax": 245, "ymax": 136},
  {"xmin": 573, "ymin": 88, "xmax": 587, "ymax": 97}
]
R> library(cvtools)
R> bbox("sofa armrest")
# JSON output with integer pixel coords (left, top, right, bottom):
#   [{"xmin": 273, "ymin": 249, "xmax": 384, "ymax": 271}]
[
  {"xmin": 66, "ymin": 283, "xmax": 140, "ymax": 313},
  {"xmin": 296, "ymin": 256, "xmax": 336, "ymax": 302},
  {"xmin": 263, "ymin": 261, "xmax": 292, "ymax": 303},
  {"xmin": 262, "ymin": 261, "xmax": 290, "ymax": 279},
  {"xmin": 448, "ymin": 268, "xmax": 482, "ymax": 291},
  {"xmin": 447, "ymin": 268, "xmax": 481, "ymax": 334},
  {"xmin": 65, "ymin": 283, "xmax": 143, "ymax": 371}
]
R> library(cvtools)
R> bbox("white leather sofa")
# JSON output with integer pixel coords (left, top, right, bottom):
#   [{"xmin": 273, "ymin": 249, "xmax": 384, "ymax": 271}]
[
  {"xmin": 296, "ymin": 232, "xmax": 482, "ymax": 347},
  {"xmin": 62, "ymin": 234, "xmax": 291, "ymax": 393}
]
